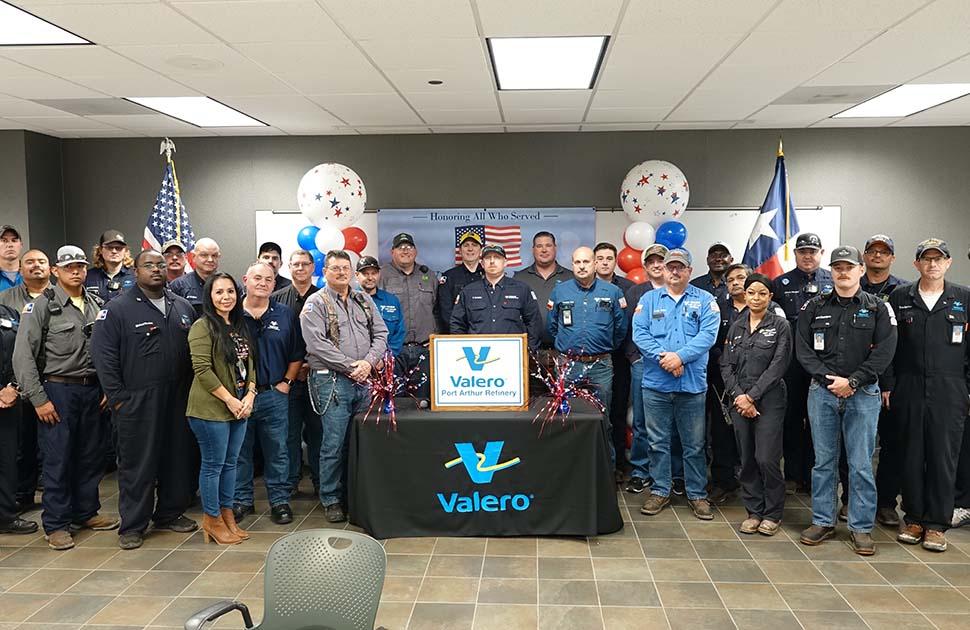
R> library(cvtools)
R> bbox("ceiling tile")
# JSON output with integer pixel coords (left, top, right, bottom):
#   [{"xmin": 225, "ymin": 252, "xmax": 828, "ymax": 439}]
[
  {"xmin": 499, "ymin": 90, "xmax": 590, "ymax": 109},
  {"xmin": 282, "ymin": 126, "xmax": 359, "ymax": 135},
  {"xmin": 382, "ymin": 66, "xmax": 494, "ymax": 92},
  {"xmin": 307, "ymin": 93, "xmax": 422, "ymax": 125},
  {"xmin": 68, "ymin": 128, "xmax": 145, "ymax": 137},
  {"xmin": 890, "ymin": 93, "xmax": 970, "ymax": 122},
  {"xmin": 418, "ymin": 108, "xmax": 502, "ymax": 124},
  {"xmin": 810, "ymin": 117, "xmax": 898, "ymax": 127},
  {"xmin": 0, "ymin": 46, "xmax": 146, "ymax": 76},
  {"xmin": 219, "ymin": 95, "xmax": 344, "ymax": 127},
  {"xmin": 745, "ymin": 103, "xmax": 846, "ymax": 124},
  {"xmin": 430, "ymin": 125, "xmax": 503, "ymax": 133},
  {"xmin": 8, "ymin": 114, "xmax": 121, "ymax": 131},
  {"xmin": 355, "ymin": 125, "xmax": 432, "ymax": 134},
  {"xmin": 405, "ymin": 91, "xmax": 496, "ymax": 110},
  {"xmin": 360, "ymin": 38, "xmax": 486, "ymax": 70},
  {"xmin": 911, "ymin": 53, "xmax": 970, "ymax": 83},
  {"xmin": 0, "ymin": 98, "xmax": 73, "ymax": 117},
  {"xmin": 756, "ymin": 0, "xmax": 931, "ymax": 32},
  {"xmin": 0, "ymin": 74, "xmax": 107, "ymax": 99},
  {"xmin": 237, "ymin": 42, "xmax": 393, "ymax": 93},
  {"xmin": 580, "ymin": 122, "xmax": 658, "ymax": 131},
  {"xmin": 620, "ymin": 0, "xmax": 775, "ymax": 35},
  {"xmin": 319, "ymin": 0, "xmax": 478, "ymax": 39},
  {"xmin": 86, "ymin": 113, "xmax": 210, "ymax": 133},
  {"xmin": 23, "ymin": 3, "xmax": 218, "ymax": 45},
  {"xmin": 655, "ymin": 121, "xmax": 736, "ymax": 130},
  {"xmin": 209, "ymin": 126, "xmax": 286, "ymax": 136},
  {"xmin": 506, "ymin": 124, "xmax": 581, "ymax": 132},
  {"xmin": 476, "ymin": 0, "xmax": 624, "ymax": 36},
  {"xmin": 504, "ymin": 108, "xmax": 586, "ymax": 123},
  {"xmin": 67, "ymin": 73, "xmax": 196, "ymax": 98},
  {"xmin": 171, "ymin": 0, "xmax": 346, "ymax": 43},
  {"xmin": 584, "ymin": 106, "xmax": 670, "ymax": 123}
]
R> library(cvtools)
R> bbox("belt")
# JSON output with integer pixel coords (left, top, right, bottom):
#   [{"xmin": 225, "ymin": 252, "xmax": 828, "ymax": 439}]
[
  {"xmin": 569, "ymin": 352, "xmax": 609, "ymax": 363},
  {"xmin": 45, "ymin": 374, "xmax": 99, "ymax": 386},
  {"xmin": 256, "ymin": 382, "xmax": 284, "ymax": 392}
]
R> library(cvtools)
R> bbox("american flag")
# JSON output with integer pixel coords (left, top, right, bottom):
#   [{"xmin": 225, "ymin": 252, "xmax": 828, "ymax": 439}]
[
  {"xmin": 454, "ymin": 225, "xmax": 522, "ymax": 267},
  {"xmin": 144, "ymin": 160, "xmax": 196, "ymax": 264}
]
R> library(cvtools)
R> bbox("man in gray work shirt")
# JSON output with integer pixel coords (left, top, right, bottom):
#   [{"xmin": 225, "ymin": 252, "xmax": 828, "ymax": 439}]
[{"xmin": 302, "ymin": 250, "xmax": 388, "ymax": 523}]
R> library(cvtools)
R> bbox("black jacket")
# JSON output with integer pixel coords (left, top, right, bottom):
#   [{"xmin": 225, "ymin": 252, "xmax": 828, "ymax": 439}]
[{"xmin": 720, "ymin": 309, "xmax": 792, "ymax": 402}]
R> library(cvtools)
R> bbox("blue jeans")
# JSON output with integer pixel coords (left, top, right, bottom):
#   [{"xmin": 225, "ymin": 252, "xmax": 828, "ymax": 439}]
[
  {"xmin": 566, "ymin": 356, "xmax": 614, "ymax": 464},
  {"xmin": 311, "ymin": 371, "xmax": 370, "ymax": 507},
  {"xmin": 189, "ymin": 417, "xmax": 247, "ymax": 517},
  {"xmin": 644, "ymin": 388, "xmax": 706, "ymax": 500},
  {"xmin": 631, "ymin": 361, "xmax": 683, "ymax": 482},
  {"xmin": 807, "ymin": 381, "xmax": 881, "ymax": 532},
  {"xmin": 234, "ymin": 389, "xmax": 292, "ymax": 507},
  {"xmin": 287, "ymin": 381, "xmax": 322, "ymax": 491}
]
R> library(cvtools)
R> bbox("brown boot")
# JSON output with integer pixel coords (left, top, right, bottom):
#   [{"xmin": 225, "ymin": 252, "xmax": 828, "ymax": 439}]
[
  {"xmin": 221, "ymin": 508, "xmax": 250, "ymax": 540},
  {"xmin": 201, "ymin": 513, "xmax": 242, "ymax": 545}
]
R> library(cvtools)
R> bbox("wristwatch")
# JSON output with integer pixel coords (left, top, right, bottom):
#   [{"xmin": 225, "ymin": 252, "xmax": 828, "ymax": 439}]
[
  {"xmin": 847, "ymin": 377, "xmax": 860, "ymax": 390},
  {"xmin": 282, "ymin": 378, "xmax": 295, "ymax": 387}
]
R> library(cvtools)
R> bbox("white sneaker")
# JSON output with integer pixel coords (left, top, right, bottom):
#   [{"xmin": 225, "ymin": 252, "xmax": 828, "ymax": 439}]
[{"xmin": 952, "ymin": 507, "xmax": 970, "ymax": 528}]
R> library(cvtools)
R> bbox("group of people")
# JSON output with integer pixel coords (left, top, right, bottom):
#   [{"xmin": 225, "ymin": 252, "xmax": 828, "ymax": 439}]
[{"xmin": 0, "ymin": 221, "xmax": 968, "ymax": 558}]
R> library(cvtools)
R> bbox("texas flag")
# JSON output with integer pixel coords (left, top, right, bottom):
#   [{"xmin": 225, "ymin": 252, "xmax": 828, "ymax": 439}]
[{"xmin": 741, "ymin": 144, "xmax": 801, "ymax": 278}]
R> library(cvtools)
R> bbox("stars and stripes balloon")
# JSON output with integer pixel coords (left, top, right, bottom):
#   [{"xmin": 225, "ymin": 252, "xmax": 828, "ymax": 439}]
[
  {"xmin": 297, "ymin": 163, "xmax": 367, "ymax": 230},
  {"xmin": 620, "ymin": 160, "xmax": 689, "ymax": 227}
]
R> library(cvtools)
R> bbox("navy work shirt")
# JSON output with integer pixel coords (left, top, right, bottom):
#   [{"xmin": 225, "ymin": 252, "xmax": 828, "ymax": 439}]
[
  {"xmin": 450, "ymin": 276, "xmax": 542, "ymax": 351},
  {"xmin": 547, "ymin": 278, "xmax": 627, "ymax": 356},
  {"xmin": 85, "ymin": 266, "xmax": 135, "ymax": 303},
  {"xmin": 243, "ymin": 300, "xmax": 305, "ymax": 387}
]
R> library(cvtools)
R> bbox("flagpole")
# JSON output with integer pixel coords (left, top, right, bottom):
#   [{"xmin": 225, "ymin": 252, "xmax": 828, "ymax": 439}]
[
  {"xmin": 159, "ymin": 138, "xmax": 183, "ymax": 243},
  {"xmin": 779, "ymin": 136, "xmax": 791, "ymax": 260}
]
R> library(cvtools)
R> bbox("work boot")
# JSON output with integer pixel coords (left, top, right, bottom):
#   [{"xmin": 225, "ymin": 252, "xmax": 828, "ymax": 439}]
[
  {"xmin": 897, "ymin": 522, "xmax": 924, "ymax": 545},
  {"xmin": 45, "ymin": 529, "xmax": 75, "ymax": 550},
  {"xmin": 688, "ymin": 498, "xmax": 714, "ymax": 521},
  {"xmin": 640, "ymin": 494, "xmax": 670, "ymax": 516},
  {"xmin": 800, "ymin": 525, "xmax": 836, "ymax": 546},
  {"xmin": 922, "ymin": 529, "xmax": 947, "ymax": 552},
  {"xmin": 118, "ymin": 532, "xmax": 144, "ymax": 550},
  {"xmin": 0, "ymin": 518, "xmax": 38, "ymax": 535},
  {"xmin": 324, "ymin": 503, "xmax": 347, "ymax": 523},
  {"xmin": 850, "ymin": 532, "xmax": 875, "ymax": 556},
  {"xmin": 72, "ymin": 514, "xmax": 120, "ymax": 531},
  {"xmin": 739, "ymin": 517, "xmax": 761, "ymax": 535},
  {"xmin": 758, "ymin": 519, "xmax": 781, "ymax": 536}
]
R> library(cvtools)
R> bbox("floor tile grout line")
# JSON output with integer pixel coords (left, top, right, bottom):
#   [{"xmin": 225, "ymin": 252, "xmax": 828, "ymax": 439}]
[
  {"xmin": 403, "ymin": 536, "xmax": 437, "ymax": 629},
  {"xmin": 624, "ymin": 495, "xmax": 673, "ymax": 630},
  {"xmin": 677, "ymin": 505, "xmax": 740, "ymax": 629}
]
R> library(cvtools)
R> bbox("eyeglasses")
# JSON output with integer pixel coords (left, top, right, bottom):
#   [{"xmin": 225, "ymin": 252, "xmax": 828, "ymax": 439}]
[
  {"xmin": 394, "ymin": 244, "xmax": 415, "ymax": 252},
  {"xmin": 918, "ymin": 256, "xmax": 946, "ymax": 266},
  {"xmin": 138, "ymin": 262, "xmax": 166, "ymax": 270},
  {"xmin": 290, "ymin": 261, "xmax": 313, "ymax": 268},
  {"xmin": 865, "ymin": 249, "xmax": 892, "ymax": 256},
  {"xmin": 163, "ymin": 251, "xmax": 184, "ymax": 258},
  {"xmin": 326, "ymin": 266, "xmax": 352, "ymax": 273},
  {"xmin": 102, "ymin": 244, "xmax": 126, "ymax": 253}
]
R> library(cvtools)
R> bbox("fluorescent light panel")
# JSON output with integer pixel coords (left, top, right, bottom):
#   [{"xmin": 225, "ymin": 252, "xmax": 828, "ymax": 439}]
[
  {"xmin": 488, "ymin": 36, "xmax": 608, "ymax": 90},
  {"xmin": 126, "ymin": 96, "xmax": 266, "ymax": 127},
  {"xmin": 834, "ymin": 83, "xmax": 970, "ymax": 118},
  {"xmin": 0, "ymin": 1, "xmax": 90, "ymax": 45}
]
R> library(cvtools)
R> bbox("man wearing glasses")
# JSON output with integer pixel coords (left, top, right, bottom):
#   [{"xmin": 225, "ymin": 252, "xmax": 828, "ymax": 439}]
[
  {"xmin": 161, "ymin": 240, "xmax": 187, "ymax": 284},
  {"xmin": 170, "ymin": 237, "xmax": 225, "ymax": 316},
  {"xmin": 85, "ymin": 230, "xmax": 135, "ymax": 303},
  {"xmin": 91, "ymin": 250, "xmax": 199, "ymax": 549}
]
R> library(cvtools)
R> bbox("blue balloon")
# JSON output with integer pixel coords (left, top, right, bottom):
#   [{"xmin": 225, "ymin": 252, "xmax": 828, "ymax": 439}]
[
  {"xmin": 655, "ymin": 220, "xmax": 687, "ymax": 249},
  {"xmin": 309, "ymin": 248, "xmax": 326, "ymax": 275},
  {"xmin": 313, "ymin": 276, "xmax": 326, "ymax": 289},
  {"xmin": 297, "ymin": 225, "xmax": 319, "ymax": 251}
]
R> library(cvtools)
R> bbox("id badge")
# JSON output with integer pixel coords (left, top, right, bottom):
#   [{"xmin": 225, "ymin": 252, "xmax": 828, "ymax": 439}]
[
  {"xmin": 562, "ymin": 308, "xmax": 573, "ymax": 327},
  {"xmin": 952, "ymin": 324, "xmax": 964, "ymax": 345},
  {"xmin": 805, "ymin": 283, "xmax": 819, "ymax": 295},
  {"xmin": 813, "ymin": 331, "xmax": 825, "ymax": 351}
]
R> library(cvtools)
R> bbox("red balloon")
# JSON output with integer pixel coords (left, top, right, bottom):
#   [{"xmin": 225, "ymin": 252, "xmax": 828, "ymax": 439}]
[
  {"xmin": 626, "ymin": 267, "xmax": 647, "ymax": 285},
  {"xmin": 342, "ymin": 226, "xmax": 367, "ymax": 254},
  {"xmin": 617, "ymin": 246, "xmax": 642, "ymax": 274}
]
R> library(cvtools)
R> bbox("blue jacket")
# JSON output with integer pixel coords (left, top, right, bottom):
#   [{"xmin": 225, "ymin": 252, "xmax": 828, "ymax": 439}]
[
  {"xmin": 85, "ymin": 266, "xmax": 135, "ymax": 303},
  {"xmin": 370, "ymin": 288, "xmax": 405, "ymax": 356},
  {"xmin": 632, "ymin": 284, "xmax": 720, "ymax": 394},
  {"xmin": 547, "ymin": 278, "xmax": 627, "ymax": 355},
  {"xmin": 0, "ymin": 271, "xmax": 22, "ymax": 293}
]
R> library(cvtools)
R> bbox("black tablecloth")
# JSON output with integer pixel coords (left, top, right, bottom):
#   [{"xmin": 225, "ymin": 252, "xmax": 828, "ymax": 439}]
[{"xmin": 348, "ymin": 397, "xmax": 623, "ymax": 539}]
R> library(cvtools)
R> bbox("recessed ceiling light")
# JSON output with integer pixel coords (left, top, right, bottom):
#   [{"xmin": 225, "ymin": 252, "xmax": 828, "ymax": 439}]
[
  {"xmin": 125, "ymin": 96, "xmax": 266, "ymax": 127},
  {"xmin": 487, "ymin": 36, "xmax": 608, "ymax": 90},
  {"xmin": 0, "ymin": 1, "xmax": 91, "ymax": 46},
  {"xmin": 833, "ymin": 83, "xmax": 970, "ymax": 118},
  {"xmin": 428, "ymin": 79, "xmax": 443, "ymax": 85}
]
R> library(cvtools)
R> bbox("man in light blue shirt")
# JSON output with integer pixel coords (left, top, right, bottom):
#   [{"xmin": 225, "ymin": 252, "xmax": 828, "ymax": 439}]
[{"xmin": 633, "ymin": 248, "xmax": 719, "ymax": 520}]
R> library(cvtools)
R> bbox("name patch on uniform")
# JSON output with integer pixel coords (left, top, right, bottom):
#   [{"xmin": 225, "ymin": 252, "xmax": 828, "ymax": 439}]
[
  {"xmin": 760, "ymin": 328, "xmax": 777, "ymax": 338},
  {"xmin": 685, "ymin": 299, "xmax": 701, "ymax": 309},
  {"xmin": 96, "ymin": 309, "xmax": 107, "ymax": 321},
  {"xmin": 471, "ymin": 295, "xmax": 483, "ymax": 300},
  {"xmin": 652, "ymin": 309, "xmax": 665, "ymax": 319},
  {"xmin": 503, "ymin": 294, "xmax": 519, "ymax": 300},
  {"xmin": 135, "ymin": 321, "xmax": 153, "ymax": 328},
  {"xmin": 267, "ymin": 320, "xmax": 281, "ymax": 332},
  {"xmin": 856, "ymin": 309, "xmax": 871, "ymax": 319},
  {"xmin": 709, "ymin": 301, "xmax": 720, "ymax": 313}
]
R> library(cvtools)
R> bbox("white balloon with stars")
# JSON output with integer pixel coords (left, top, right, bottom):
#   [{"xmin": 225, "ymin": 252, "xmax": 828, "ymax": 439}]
[
  {"xmin": 620, "ymin": 160, "xmax": 689, "ymax": 227},
  {"xmin": 297, "ymin": 163, "xmax": 367, "ymax": 230}
]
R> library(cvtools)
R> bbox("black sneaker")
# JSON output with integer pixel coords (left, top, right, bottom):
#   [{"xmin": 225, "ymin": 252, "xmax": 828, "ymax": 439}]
[
  {"xmin": 232, "ymin": 504, "xmax": 255, "ymax": 524},
  {"xmin": 0, "ymin": 518, "xmax": 38, "ymax": 535},
  {"xmin": 324, "ymin": 503, "xmax": 346, "ymax": 523},
  {"xmin": 153, "ymin": 515, "xmax": 198, "ymax": 533},
  {"xmin": 118, "ymin": 532, "xmax": 144, "ymax": 550},
  {"xmin": 271, "ymin": 503, "xmax": 294, "ymax": 525},
  {"xmin": 624, "ymin": 477, "xmax": 648, "ymax": 494},
  {"xmin": 672, "ymin": 479, "xmax": 685, "ymax": 496}
]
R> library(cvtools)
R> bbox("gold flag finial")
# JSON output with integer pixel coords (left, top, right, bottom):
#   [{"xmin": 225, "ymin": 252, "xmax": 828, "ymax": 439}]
[{"xmin": 777, "ymin": 136, "xmax": 784, "ymax": 157}]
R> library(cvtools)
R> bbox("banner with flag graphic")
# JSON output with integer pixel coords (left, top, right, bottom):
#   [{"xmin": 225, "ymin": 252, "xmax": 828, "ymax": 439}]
[
  {"xmin": 453, "ymin": 225, "xmax": 523, "ymax": 266},
  {"xmin": 741, "ymin": 144, "xmax": 801, "ymax": 278},
  {"xmin": 144, "ymin": 158, "xmax": 196, "ymax": 265}
]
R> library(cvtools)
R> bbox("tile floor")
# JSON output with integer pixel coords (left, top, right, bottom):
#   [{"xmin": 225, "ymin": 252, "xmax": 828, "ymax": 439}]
[{"xmin": 1, "ymin": 475, "xmax": 969, "ymax": 629}]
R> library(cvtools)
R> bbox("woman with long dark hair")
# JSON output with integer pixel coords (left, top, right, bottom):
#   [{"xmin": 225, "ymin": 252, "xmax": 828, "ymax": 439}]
[{"xmin": 186, "ymin": 272, "xmax": 256, "ymax": 544}]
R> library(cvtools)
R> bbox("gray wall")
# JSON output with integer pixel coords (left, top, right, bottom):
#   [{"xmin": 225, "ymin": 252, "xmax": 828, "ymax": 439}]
[
  {"xmin": 0, "ymin": 131, "xmax": 29, "ymax": 244},
  {"xmin": 59, "ymin": 128, "xmax": 970, "ymax": 280},
  {"xmin": 24, "ymin": 132, "xmax": 65, "ymax": 257}
]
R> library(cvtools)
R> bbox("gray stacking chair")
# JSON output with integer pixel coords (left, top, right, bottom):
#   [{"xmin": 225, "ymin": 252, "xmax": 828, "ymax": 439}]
[{"xmin": 184, "ymin": 528, "xmax": 387, "ymax": 630}]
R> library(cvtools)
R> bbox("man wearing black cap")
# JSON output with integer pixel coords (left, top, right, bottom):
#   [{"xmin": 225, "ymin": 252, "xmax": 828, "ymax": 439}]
[
  {"xmin": 437, "ymin": 231, "xmax": 484, "ymax": 333},
  {"xmin": 356, "ymin": 256, "xmax": 405, "ymax": 357},
  {"xmin": 884, "ymin": 239, "xmax": 969, "ymax": 552},
  {"xmin": 796, "ymin": 245, "xmax": 896, "ymax": 556},
  {"xmin": 85, "ymin": 230, "xmax": 135, "ymax": 303},
  {"xmin": 773, "ymin": 232, "xmax": 833, "ymax": 494},
  {"xmin": 0, "ymin": 225, "xmax": 23, "ymax": 292},
  {"xmin": 450, "ymin": 244, "xmax": 541, "ymax": 349},
  {"xmin": 162, "ymin": 240, "xmax": 187, "ymax": 284},
  {"xmin": 379, "ymin": 233, "xmax": 438, "ymax": 400},
  {"xmin": 258, "ymin": 241, "xmax": 292, "ymax": 291},
  {"xmin": 13, "ymin": 245, "xmax": 120, "ymax": 550},
  {"xmin": 691, "ymin": 242, "xmax": 733, "ymax": 300}
]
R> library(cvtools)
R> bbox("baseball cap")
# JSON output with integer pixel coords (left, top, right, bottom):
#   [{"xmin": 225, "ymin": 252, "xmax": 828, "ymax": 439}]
[
  {"xmin": 664, "ymin": 248, "xmax": 692, "ymax": 267},
  {"xmin": 642, "ymin": 244, "xmax": 669, "ymax": 262},
  {"xmin": 864, "ymin": 234, "xmax": 894, "ymax": 254},
  {"xmin": 795, "ymin": 233, "xmax": 822, "ymax": 250},
  {"xmin": 356, "ymin": 255, "xmax": 380, "ymax": 272},
  {"xmin": 915, "ymin": 238, "xmax": 950, "ymax": 260},
  {"xmin": 161, "ymin": 239, "xmax": 186, "ymax": 254},
  {"xmin": 258, "ymin": 241, "xmax": 282, "ymax": 256},
  {"xmin": 830, "ymin": 245, "xmax": 862, "ymax": 266},
  {"xmin": 56, "ymin": 245, "xmax": 89, "ymax": 267},
  {"xmin": 482, "ymin": 244, "xmax": 506, "ymax": 258},
  {"xmin": 0, "ymin": 225, "xmax": 21, "ymax": 240},
  {"xmin": 708, "ymin": 241, "xmax": 732, "ymax": 255},
  {"xmin": 458, "ymin": 231, "xmax": 483, "ymax": 246},
  {"xmin": 392, "ymin": 233, "xmax": 415, "ymax": 248},
  {"xmin": 99, "ymin": 229, "xmax": 126, "ymax": 246}
]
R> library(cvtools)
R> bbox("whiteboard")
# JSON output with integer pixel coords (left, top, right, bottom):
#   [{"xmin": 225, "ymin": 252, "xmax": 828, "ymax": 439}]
[
  {"xmin": 257, "ymin": 206, "xmax": 839, "ymax": 279},
  {"xmin": 595, "ymin": 205, "xmax": 842, "ymax": 275},
  {"xmin": 255, "ymin": 210, "xmax": 379, "ymax": 280}
]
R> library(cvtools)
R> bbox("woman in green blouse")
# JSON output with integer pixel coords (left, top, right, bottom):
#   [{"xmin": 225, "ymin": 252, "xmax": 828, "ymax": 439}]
[{"xmin": 187, "ymin": 272, "xmax": 256, "ymax": 544}]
